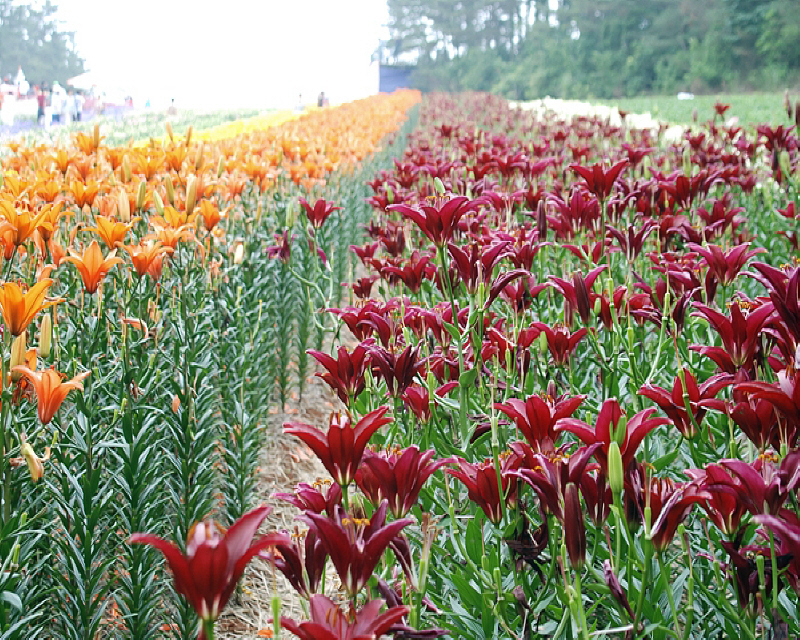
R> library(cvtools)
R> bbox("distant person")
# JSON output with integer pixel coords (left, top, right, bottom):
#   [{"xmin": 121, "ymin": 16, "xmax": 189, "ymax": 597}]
[
  {"xmin": 51, "ymin": 84, "xmax": 64, "ymax": 124},
  {"xmin": 37, "ymin": 88, "xmax": 46, "ymax": 125},
  {"xmin": 317, "ymin": 91, "xmax": 329, "ymax": 107},
  {"xmin": 167, "ymin": 98, "xmax": 177, "ymax": 115},
  {"xmin": 295, "ymin": 93, "xmax": 304, "ymax": 113}
]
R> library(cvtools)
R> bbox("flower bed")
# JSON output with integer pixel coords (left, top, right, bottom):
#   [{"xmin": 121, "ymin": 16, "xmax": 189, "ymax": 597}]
[
  {"xmin": 0, "ymin": 89, "xmax": 420, "ymax": 639},
  {"xmin": 268, "ymin": 92, "xmax": 800, "ymax": 638}
]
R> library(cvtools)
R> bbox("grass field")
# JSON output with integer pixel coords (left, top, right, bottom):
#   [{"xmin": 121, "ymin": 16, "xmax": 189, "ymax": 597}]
[{"xmin": 596, "ymin": 91, "xmax": 795, "ymax": 126}]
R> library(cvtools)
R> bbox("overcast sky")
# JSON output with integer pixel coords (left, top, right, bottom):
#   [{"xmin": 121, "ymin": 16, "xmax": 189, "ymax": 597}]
[{"xmin": 54, "ymin": 0, "xmax": 388, "ymax": 110}]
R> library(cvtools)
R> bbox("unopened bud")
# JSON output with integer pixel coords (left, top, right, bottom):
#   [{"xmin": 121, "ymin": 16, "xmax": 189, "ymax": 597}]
[
  {"xmin": 682, "ymin": 147, "xmax": 692, "ymax": 177},
  {"xmin": 608, "ymin": 441, "xmax": 624, "ymax": 495},
  {"xmin": 117, "ymin": 189, "xmax": 131, "ymax": 223},
  {"xmin": 612, "ymin": 416, "xmax": 627, "ymax": 447},
  {"xmin": 39, "ymin": 313, "xmax": 52, "ymax": 358},
  {"xmin": 136, "ymin": 180, "xmax": 147, "ymax": 211},
  {"xmin": 165, "ymin": 176, "xmax": 174, "ymax": 205},
  {"xmin": 593, "ymin": 297, "xmax": 602, "ymax": 316},
  {"xmin": 122, "ymin": 155, "xmax": 132, "ymax": 183},
  {"xmin": 216, "ymin": 155, "xmax": 225, "ymax": 179},
  {"xmin": 233, "ymin": 243, "xmax": 245, "ymax": 264},
  {"xmin": 10, "ymin": 333, "xmax": 27, "ymax": 380},
  {"xmin": 386, "ymin": 185, "xmax": 394, "ymax": 205},
  {"xmin": 433, "ymin": 177, "xmax": 445, "ymax": 195},
  {"xmin": 93, "ymin": 123, "xmax": 101, "ymax": 149},
  {"xmin": 195, "ymin": 148, "xmax": 203, "ymax": 171},
  {"xmin": 185, "ymin": 175, "xmax": 197, "ymax": 214},
  {"xmin": 153, "ymin": 190, "xmax": 164, "ymax": 216},
  {"xmin": 538, "ymin": 331, "xmax": 548, "ymax": 355},
  {"xmin": 166, "ymin": 122, "xmax": 174, "ymax": 142},
  {"xmin": 20, "ymin": 441, "xmax": 44, "ymax": 482},
  {"xmin": 185, "ymin": 126, "xmax": 193, "ymax": 148}
]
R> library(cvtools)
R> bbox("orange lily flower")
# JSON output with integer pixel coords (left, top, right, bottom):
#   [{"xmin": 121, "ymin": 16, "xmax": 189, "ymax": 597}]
[
  {"xmin": 69, "ymin": 156, "xmax": 95, "ymax": 182},
  {"xmin": 86, "ymin": 216, "xmax": 139, "ymax": 249},
  {"xmin": 0, "ymin": 279, "xmax": 54, "ymax": 336},
  {"xmin": 122, "ymin": 241, "xmax": 173, "ymax": 278},
  {"xmin": 155, "ymin": 224, "xmax": 194, "ymax": 251},
  {"xmin": 70, "ymin": 180, "xmax": 100, "ymax": 209},
  {"xmin": 199, "ymin": 200, "xmax": 222, "ymax": 232},
  {"xmin": 74, "ymin": 131, "xmax": 100, "ymax": 155},
  {"xmin": 35, "ymin": 180, "xmax": 62, "ymax": 203},
  {"xmin": 63, "ymin": 240, "xmax": 123, "ymax": 294},
  {"xmin": 12, "ymin": 366, "xmax": 90, "ymax": 424},
  {"xmin": 35, "ymin": 203, "xmax": 68, "ymax": 243},
  {"xmin": 9, "ymin": 433, "xmax": 51, "ymax": 482},
  {"xmin": 0, "ymin": 198, "xmax": 49, "ymax": 247},
  {"xmin": 1, "ymin": 174, "xmax": 29, "ymax": 198}
]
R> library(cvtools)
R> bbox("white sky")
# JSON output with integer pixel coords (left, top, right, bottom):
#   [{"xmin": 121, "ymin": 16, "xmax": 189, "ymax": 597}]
[{"xmin": 53, "ymin": 0, "xmax": 389, "ymax": 110}]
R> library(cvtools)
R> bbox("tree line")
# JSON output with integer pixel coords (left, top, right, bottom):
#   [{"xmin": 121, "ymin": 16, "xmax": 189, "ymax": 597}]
[
  {"xmin": 379, "ymin": 0, "xmax": 800, "ymax": 98},
  {"xmin": 0, "ymin": 0, "xmax": 84, "ymax": 88}
]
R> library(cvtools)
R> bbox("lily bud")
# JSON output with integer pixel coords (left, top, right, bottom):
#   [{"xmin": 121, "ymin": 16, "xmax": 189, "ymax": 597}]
[
  {"xmin": 93, "ymin": 123, "xmax": 101, "ymax": 149},
  {"xmin": 117, "ymin": 189, "xmax": 131, "ymax": 223},
  {"xmin": 233, "ymin": 243, "xmax": 245, "ymax": 264},
  {"xmin": 593, "ymin": 296, "xmax": 602, "ymax": 316},
  {"xmin": 386, "ymin": 184, "xmax": 394, "ymax": 204},
  {"xmin": 10, "ymin": 333, "xmax": 27, "ymax": 381},
  {"xmin": 195, "ymin": 147, "xmax": 203, "ymax": 171},
  {"xmin": 612, "ymin": 416, "xmax": 627, "ymax": 447},
  {"xmin": 122, "ymin": 155, "xmax": 132, "ymax": 183},
  {"xmin": 185, "ymin": 126, "xmax": 193, "ymax": 148},
  {"xmin": 153, "ymin": 190, "xmax": 164, "ymax": 216},
  {"xmin": 39, "ymin": 312, "xmax": 52, "ymax": 358},
  {"xmin": 433, "ymin": 177, "xmax": 445, "ymax": 195},
  {"xmin": 185, "ymin": 176, "xmax": 197, "ymax": 215},
  {"xmin": 136, "ymin": 180, "xmax": 147, "ymax": 211},
  {"xmin": 538, "ymin": 330, "xmax": 548, "ymax": 355},
  {"xmin": 682, "ymin": 147, "xmax": 692, "ymax": 177},
  {"xmin": 165, "ymin": 121, "xmax": 174, "ymax": 142},
  {"xmin": 564, "ymin": 483, "xmax": 586, "ymax": 568},
  {"xmin": 216, "ymin": 155, "xmax": 225, "ymax": 178},
  {"xmin": 165, "ymin": 176, "xmax": 174, "ymax": 205},
  {"xmin": 608, "ymin": 442, "xmax": 624, "ymax": 496},
  {"xmin": 20, "ymin": 439, "xmax": 48, "ymax": 482}
]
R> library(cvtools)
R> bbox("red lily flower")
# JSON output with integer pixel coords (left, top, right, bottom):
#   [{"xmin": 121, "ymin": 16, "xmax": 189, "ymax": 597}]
[
  {"xmin": 299, "ymin": 197, "xmax": 341, "ymax": 230},
  {"xmin": 381, "ymin": 250, "xmax": 435, "ymax": 293},
  {"xmin": 284, "ymin": 407, "xmax": 392, "ymax": 487},
  {"xmin": 309, "ymin": 344, "xmax": 370, "ymax": 405},
  {"xmin": 272, "ymin": 480, "xmax": 342, "ymax": 515},
  {"xmin": 748, "ymin": 262, "xmax": 800, "ymax": 344},
  {"xmin": 279, "ymin": 595, "xmax": 408, "ymax": 640},
  {"xmin": 547, "ymin": 190, "xmax": 600, "ymax": 240},
  {"xmin": 688, "ymin": 242, "xmax": 766, "ymax": 288},
  {"xmin": 401, "ymin": 382, "xmax": 458, "ymax": 423},
  {"xmin": 513, "ymin": 445, "xmax": 601, "ymax": 567},
  {"xmin": 685, "ymin": 463, "xmax": 750, "ymax": 536},
  {"xmin": 531, "ymin": 322, "xmax": 588, "ymax": 366},
  {"xmin": 260, "ymin": 528, "xmax": 327, "ymax": 598},
  {"xmin": 549, "ymin": 265, "xmax": 607, "ymax": 326},
  {"xmin": 447, "ymin": 240, "xmax": 510, "ymax": 295},
  {"xmin": 129, "ymin": 505, "xmax": 279, "ymax": 627},
  {"xmin": 495, "ymin": 392, "xmax": 584, "ymax": 453},
  {"xmin": 717, "ymin": 457, "xmax": 789, "ymax": 516},
  {"xmin": 558, "ymin": 398, "xmax": 669, "ymax": 473},
  {"xmin": 302, "ymin": 501, "xmax": 412, "ymax": 596},
  {"xmin": 728, "ymin": 371, "xmax": 781, "ymax": 450},
  {"xmin": 368, "ymin": 343, "xmax": 424, "ymax": 398},
  {"xmin": 649, "ymin": 480, "xmax": 710, "ymax": 551},
  {"xmin": 639, "ymin": 368, "xmax": 732, "ymax": 438},
  {"xmin": 350, "ymin": 275, "xmax": 379, "ymax": 299},
  {"xmin": 690, "ymin": 300, "xmax": 774, "ymax": 374},
  {"xmin": 736, "ymin": 359, "xmax": 800, "ymax": 442},
  {"xmin": 606, "ymin": 219, "xmax": 656, "ymax": 262},
  {"xmin": 388, "ymin": 194, "xmax": 481, "ymax": 248},
  {"xmin": 266, "ymin": 230, "xmax": 295, "ymax": 263},
  {"xmin": 355, "ymin": 445, "xmax": 455, "ymax": 517},
  {"xmin": 446, "ymin": 453, "xmax": 524, "ymax": 524},
  {"xmin": 569, "ymin": 159, "xmax": 628, "ymax": 203}
]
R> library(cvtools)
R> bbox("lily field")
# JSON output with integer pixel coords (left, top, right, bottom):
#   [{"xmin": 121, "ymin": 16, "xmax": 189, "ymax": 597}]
[{"xmin": 0, "ymin": 90, "xmax": 799, "ymax": 639}]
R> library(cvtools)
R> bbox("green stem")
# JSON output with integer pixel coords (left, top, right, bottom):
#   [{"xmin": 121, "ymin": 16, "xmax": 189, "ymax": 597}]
[{"xmin": 657, "ymin": 551, "xmax": 682, "ymax": 637}]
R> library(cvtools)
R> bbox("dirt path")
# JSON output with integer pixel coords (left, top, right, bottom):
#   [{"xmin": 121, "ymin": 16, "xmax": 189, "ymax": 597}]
[{"xmin": 217, "ymin": 372, "xmax": 343, "ymax": 639}]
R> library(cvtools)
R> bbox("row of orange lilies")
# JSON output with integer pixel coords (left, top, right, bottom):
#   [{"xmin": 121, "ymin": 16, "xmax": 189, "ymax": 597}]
[{"xmin": 0, "ymin": 89, "xmax": 420, "ymax": 480}]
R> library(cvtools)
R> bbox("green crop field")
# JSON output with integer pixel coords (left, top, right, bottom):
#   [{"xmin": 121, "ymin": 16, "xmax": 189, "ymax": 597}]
[{"xmin": 597, "ymin": 91, "xmax": 796, "ymax": 126}]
